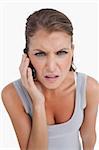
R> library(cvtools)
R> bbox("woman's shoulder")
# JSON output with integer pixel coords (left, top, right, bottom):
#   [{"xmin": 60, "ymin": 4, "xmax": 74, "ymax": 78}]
[
  {"xmin": 1, "ymin": 79, "xmax": 24, "ymax": 110},
  {"xmin": 77, "ymin": 71, "xmax": 99, "ymax": 104},
  {"xmin": 2, "ymin": 78, "xmax": 21, "ymax": 96},
  {"xmin": 77, "ymin": 71, "xmax": 98, "ymax": 86},
  {"xmin": 85, "ymin": 73, "xmax": 99, "ymax": 105},
  {"xmin": 2, "ymin": 81, "xmax": 16, "ymax": 98}
]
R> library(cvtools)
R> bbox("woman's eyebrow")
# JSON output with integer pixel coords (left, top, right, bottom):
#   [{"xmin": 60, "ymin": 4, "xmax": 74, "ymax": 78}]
[{"xmin": 32, "ymin": 48, "xmax": 70, "ymax": 52}]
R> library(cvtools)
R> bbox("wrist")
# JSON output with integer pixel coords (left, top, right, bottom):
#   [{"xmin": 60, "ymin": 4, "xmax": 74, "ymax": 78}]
[{"xmin": 33, "ymin": 101, "xmax": 45, "ymax": 112}]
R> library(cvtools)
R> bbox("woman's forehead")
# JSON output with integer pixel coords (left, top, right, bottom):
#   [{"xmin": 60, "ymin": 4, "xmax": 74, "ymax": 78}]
[
  {"xmin": 30, "ymin": 29, "xmax": 71, "ymax": 40},
  {"xmin": 29, "ymin": 30, "xmax": 72, "ymax": 50}
]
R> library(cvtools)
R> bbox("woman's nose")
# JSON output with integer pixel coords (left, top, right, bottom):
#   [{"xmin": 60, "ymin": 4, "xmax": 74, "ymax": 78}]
[{"xmin": 46, "ymin": 56, "xmax": 57, "ymax": 72}]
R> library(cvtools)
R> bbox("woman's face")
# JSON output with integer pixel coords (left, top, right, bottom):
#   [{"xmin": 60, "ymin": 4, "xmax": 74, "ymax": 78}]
[{"xmin": 28, "ymin": 29, "xmax": 74, "ymax": 89}]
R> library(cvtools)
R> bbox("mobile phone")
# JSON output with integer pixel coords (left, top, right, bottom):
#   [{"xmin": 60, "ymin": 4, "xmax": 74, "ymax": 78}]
[{"xmin": 23, "ymin": 48, "xmax": 36, "ymax": 79}]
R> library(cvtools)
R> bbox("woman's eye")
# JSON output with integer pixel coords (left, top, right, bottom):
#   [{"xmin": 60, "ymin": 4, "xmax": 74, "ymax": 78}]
[
  {"xmin": 34, "ymin": 52, "xmax": 46, "ymax": 57},
  {"xmin": 56, "ymin": 51, "xmax": 68, "ymax": 56}
]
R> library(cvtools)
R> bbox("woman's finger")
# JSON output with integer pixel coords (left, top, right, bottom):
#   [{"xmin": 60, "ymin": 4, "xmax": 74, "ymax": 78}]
[{"xmin": 27, "ymin": 67, "xmax": 34, "ymax": 87}]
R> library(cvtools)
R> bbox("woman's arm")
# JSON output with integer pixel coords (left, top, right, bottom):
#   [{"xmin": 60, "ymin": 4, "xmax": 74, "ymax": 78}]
[
  {"xmin": 1, "ymin": 83, "xmax": 48, "ymax": 150},
  {"xmin": 27, "ymin": 102, "xmax": 48, "ymax": 150},
  {"xmin": 80, "ymin": 76, "xmax": 99, "ymax": 150}
]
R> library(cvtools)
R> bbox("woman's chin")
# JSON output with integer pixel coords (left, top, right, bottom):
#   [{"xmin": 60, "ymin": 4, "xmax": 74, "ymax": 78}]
[
  {"xmin": 43, "ymin": 84, "xmax": 59, "ymax": 89},
  {"xmin": 40, "ymin": 77, "xmax": 64, "ymax": 89}
]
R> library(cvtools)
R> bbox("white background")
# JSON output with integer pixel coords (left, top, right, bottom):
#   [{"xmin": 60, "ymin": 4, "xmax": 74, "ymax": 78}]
[{"xmin": 0, "ymin": 0, "xmax": 99, "ymax": 149}]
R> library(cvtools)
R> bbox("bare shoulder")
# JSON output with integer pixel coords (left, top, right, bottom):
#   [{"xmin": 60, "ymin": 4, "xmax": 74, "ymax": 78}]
[
  {"xmin": 86, "ymin": 75, "xmax": 99, "ymax": 105},
  {"xmin": 1, "ymin": 82, "xmax": 24, "ymax": 112},
  {"xmin": 1, "ymin": 83, "xmax": 32, "ymax": 149}
]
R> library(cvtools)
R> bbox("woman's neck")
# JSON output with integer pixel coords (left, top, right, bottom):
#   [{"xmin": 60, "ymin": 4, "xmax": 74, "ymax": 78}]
[{"xmin": 41, "ymin": 71, "xmax": 75, "ymax": 99}]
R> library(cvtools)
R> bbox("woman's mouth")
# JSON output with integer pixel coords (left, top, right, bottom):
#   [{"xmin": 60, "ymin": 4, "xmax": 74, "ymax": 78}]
[{"xmin": 44, "ymin": 75, "xmax": 59, "ymax": 82}]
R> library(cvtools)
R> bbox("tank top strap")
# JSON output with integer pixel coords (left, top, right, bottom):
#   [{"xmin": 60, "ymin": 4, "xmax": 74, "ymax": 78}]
[
  {"xmin": 76, "ymin": 72, "xmax": 87, "ymax": 109},
  {"xmin": 13, "ymin": 79, "xmax": 33, "ymax": 116}
]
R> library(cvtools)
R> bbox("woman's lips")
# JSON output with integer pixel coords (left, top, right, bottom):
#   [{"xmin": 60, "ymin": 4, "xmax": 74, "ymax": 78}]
[{"xmin": 44, "ymin": 75, "xmax": 59, "ymax": 82}]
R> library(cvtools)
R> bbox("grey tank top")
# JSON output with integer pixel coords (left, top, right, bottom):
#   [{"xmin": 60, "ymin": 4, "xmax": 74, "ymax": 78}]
[{"xmin": 13, "ymin": 72, "xmax": 87, "ymax": 150}]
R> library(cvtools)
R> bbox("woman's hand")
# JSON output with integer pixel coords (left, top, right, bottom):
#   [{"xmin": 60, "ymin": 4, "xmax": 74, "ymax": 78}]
[{"xmin": 19, "ymin": 54, "xmax": 45, "ymax": 106}]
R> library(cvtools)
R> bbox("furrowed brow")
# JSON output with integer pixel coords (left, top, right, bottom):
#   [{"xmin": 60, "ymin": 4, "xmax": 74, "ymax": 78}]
[{"xmin": 32, "ymin": 48, "xmax": 70, "ymax": 53}]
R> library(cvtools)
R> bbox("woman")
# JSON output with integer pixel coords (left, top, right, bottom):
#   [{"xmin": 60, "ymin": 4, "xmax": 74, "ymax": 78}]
[{"xmin": 1, "ymin": 8, "xmax": 99, "ymax": 150}]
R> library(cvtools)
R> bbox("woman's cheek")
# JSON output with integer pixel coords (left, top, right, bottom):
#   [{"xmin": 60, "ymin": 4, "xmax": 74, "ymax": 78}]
[{"xmin": 34, "ymin": 63, "xmax": 44, "ymax": 74}]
